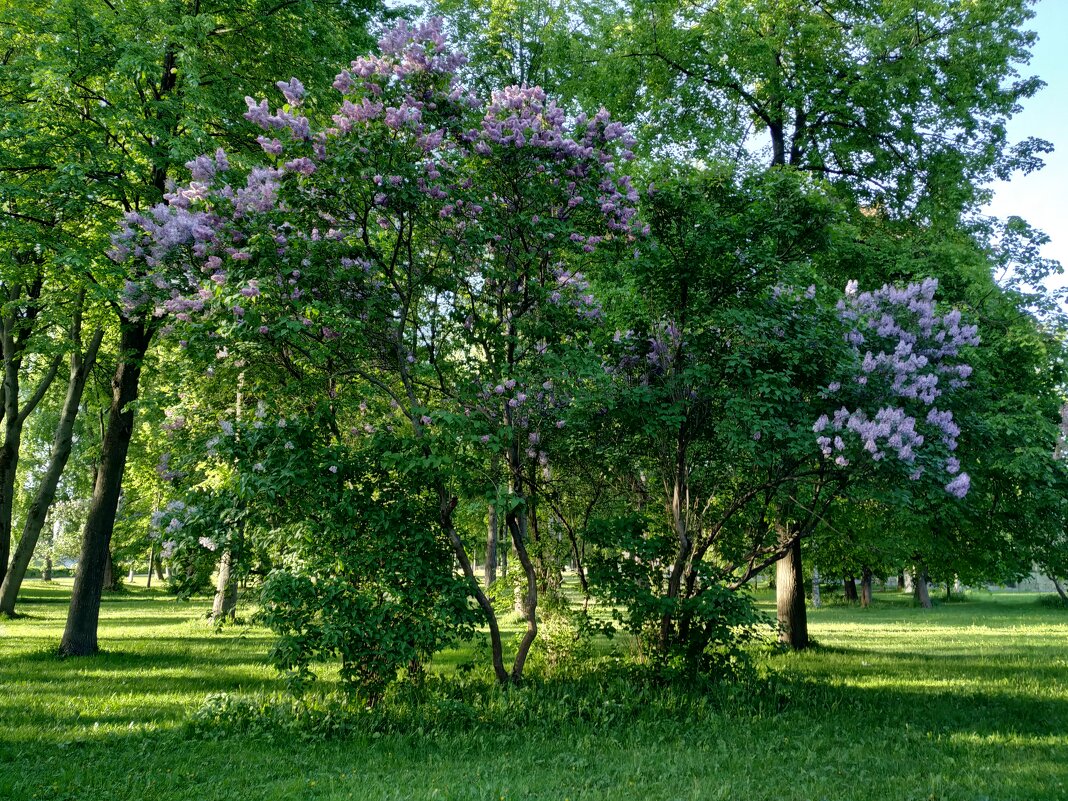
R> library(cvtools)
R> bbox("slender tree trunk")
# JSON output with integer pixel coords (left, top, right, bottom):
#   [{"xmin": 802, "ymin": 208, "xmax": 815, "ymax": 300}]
[
  {"xmin": 811, "ymin": 565, "xmax": 821, "ymax": 609},
  {"xmin": 485, "ymin": 502, "xmax": 497, "ymax": 588},
  {"xmin": 1052, "ymin": 577, "xmax": 1067, "ymax": 605},
  {"xmin": 914, "ymin": 570, "xmax": 932, "ymax": 609},
  {"xmin": 42, "ymin": 554, "xmax": 52, "ymax": 582},
  {"xmin": 102, "ymin": 550, "xmax": 116, "ymax": 592},
  {"xmin": 0, "ymin": 328, "xmax": 100, "ymax": 615},
  {"xmin": 860, "ymin": 567, "xmax": 873, "ymax": 608},
  {"xmin": 439, "ymin": 489, "xmax": 508, "ymax": 684},
  {"xmin": 145, "ymin": 545, "xmax": 154, "ymax": 589},
  {"xmin": 211, "ymin": 549, "xmax": 238, "ymax": 623},
  {"xmin": 155, "ymin": 552, "xmax": 165, "ymax": 581},
  {"xmin": 506, "ymin": 502, "xmax": 538, "ymax": 682},
  {"xmin": 776, "ymin": 534, "xmax": 808, "ymax": 650},
  {"xmin": 60, "ymin": 320, "xmax": 152, "ymax": 656},
  {"xmin": 843, "ymin": 575, "xmax": 859, "ymax": 603},
  {"xmin": 897, "ymin": 571, "xmax": 906, "ymax": 591}
]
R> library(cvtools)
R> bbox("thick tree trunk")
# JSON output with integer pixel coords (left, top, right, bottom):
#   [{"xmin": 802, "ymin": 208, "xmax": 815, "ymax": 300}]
[
  {"xmin": 0, "ymin": 329, "xmax": 100, "ymax": 615},
  {"xmin": 843, "ymin": 576, "xmax": 859, "ymax": 603},
  {"xmin": 154, "ymin": 551, "xmax": 165, "ymax": 581},
  {"xmin": 914, "ymin": 570, "xmax": 932, "ymax": 609},
  {"xmin": 860, "ymin": 567, "xmax": 873, "ymax": 608},
  {"xmin": 60, "ymin": 320, "xmax": 152, "ymax": 656},
  {"xmin": 211, "ymin": 548, "xmax": 238, "ymax": 623},
  {"xmin": 485, "ymin": 503, "xmax": 497, "ymax": 588},
  {"xmin": 776, "ymin": 535, "xmax": 808, "ymax": 650}
]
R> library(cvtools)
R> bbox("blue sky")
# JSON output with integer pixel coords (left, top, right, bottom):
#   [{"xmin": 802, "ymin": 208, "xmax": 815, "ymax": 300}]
[{"xmin": 984, "ymin": 0, "xmax": 1068, "ymax": 290}]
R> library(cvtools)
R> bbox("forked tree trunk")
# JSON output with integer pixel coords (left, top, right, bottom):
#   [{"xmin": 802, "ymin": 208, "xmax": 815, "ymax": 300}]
[
  {"xmin": 506, "ymin": 499, "xmax": 539, "ymax": 682},
  {"xmin": 0, "ymin": 326, "xmax": 101, "ymax": 615},
  {"xmin": 860, "ymin": 567, "xmax": 873, "ymax": 607},
  {"xmin": 60, "ymin": 320, "xmax": 152, "ymax": 656},
  {"xmin": 843, "ymin": 576, "xmax": 859, "ymax": 603},
  {"xmin": 776, "ymin": 535, "xmax": 808, "ymax": 650}
]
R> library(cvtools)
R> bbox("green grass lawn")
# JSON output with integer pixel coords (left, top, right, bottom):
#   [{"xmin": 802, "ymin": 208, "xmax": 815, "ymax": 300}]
[{"xmin": 1, "ymin": 581, "xmax": 1066, "ymax": 801}]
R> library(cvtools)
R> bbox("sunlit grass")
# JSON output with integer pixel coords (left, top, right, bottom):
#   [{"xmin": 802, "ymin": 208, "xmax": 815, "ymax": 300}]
[{"xmin": 1, "ymin": 581, "xmax": 1066, "ymax": 800}]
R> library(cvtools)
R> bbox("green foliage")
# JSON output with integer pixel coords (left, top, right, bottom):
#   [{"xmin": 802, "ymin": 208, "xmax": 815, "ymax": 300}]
[
  {"xmin": 586, "ymin": 514, "xmax": 771, "ymax": 678},
  {"xmin": 257, "ymin": 443, "xmax": 478, "ymax": 702}
]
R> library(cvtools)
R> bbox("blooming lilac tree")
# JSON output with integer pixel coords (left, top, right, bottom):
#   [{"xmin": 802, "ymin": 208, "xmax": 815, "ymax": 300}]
[
  {"xmin": 578, "ymin": 170, "xmax": 979, "ymax": 661},
  {"xmin": 108, "ymin": 19, "xmax": 641, "ymax": 685}
]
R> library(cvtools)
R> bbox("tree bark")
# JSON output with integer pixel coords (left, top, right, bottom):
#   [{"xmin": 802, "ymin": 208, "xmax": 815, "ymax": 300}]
[
  {"xmin": 843, "ymin": 575, "xmax": 859, "ymax": 603},
  {"xmin": 914, "ymin": 569, "xmax": 932, "ymax": 609},
  {"xmin": 860, "ymin": 567, "xmax": 873, "ymax": 608},
  {"xmin": 1052, "ymin": 576, "xmax": 1067, "ymax": 605},
  {"xmin": 102, "ymin": 549, "xmax": 116, "ymax": 592},
  {"xmin": 776, "ymin": 534, "xmax": 808, "ymax": 650},
  {"xmin": 211, "ymin": 548, "xmax": 238, "ymax": 623},
  {"xmin": 145, "ymin": 545, "xmax": 154, "ymax": 589},
  {"xmin": 0, "ymin": 279, "xmax": 58, "ymax": 588},
  {"xmin": 811, "ymin": 565, "xmax": 821, "ymax": 609},
  {"xmin": 506, "ymin": 494, "xmax": 539, "ymax": 682},
  {"xmin": 42, "ymin": 554, "xmax": 52, "ymax": 582},
  {"xmin": 60, "ymin": 320, "xmax": 152, "ymax": 656},
  {"xmin": 0, "ymin": 327, "xmax": 101, "ymax": 615},
  {"xmin": 897, "ymin": 571, "xmax": 906, "ymax": 591}
]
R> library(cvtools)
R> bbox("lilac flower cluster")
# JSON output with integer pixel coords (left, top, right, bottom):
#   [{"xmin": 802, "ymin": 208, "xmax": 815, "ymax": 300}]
[{"xmin": 819, "ymin": 279, "xmax": 978, "ymax": 497}]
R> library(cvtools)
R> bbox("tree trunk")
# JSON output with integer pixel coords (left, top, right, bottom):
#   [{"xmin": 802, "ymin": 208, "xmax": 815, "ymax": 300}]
[
  {"xmin": 897, "ymin": 571, "xmax": 906, "ymax": 591},
  {"xmin": 0, "ymin": 278, "xmax": 51, "ymax": 589},
  {"xmin": 484, "ymin": 502, "xmax": 497, "ymax": 588},
  {"xmin": 843, "ymin": 575, "xmax": 859, "ymax": 603},
  {"xmin": 1052, "ymin": 576, "xmax": 1067, "ymax": 605},
  {"xmin": 154, "ymin": 551, "xmax": 165, "ymax": 581},
  {"xmin": 506, "ymin": 503, "xmax": 538, "ymax": 682},
  {"xmin": 211, "ymin": 548, "xmax": 238, "ymax": 623},
  {"xmin": 914, "ymin": 570, "xmax": 932, "ymax": 609},
  {"xmin": 860, "ymin": 567, "xmax": 873, "ymax": 607},
  {"xmin": 776, "ymin": 535, "xmax": 808, "ymax": 650},
  {"xmin": 0, "ymin": 327, "xmax": 100, "ymax": 615},
  {"xmin": 439, "ymin": 488, "xmax": 508, "ymax": 684},
  {"xmin": 102, "ymin": 549, "xmax": 116, "ymax": 592},
  {"xmin": 146, "ymin": 545, "xmax": 155, "ymax": 589},
  {"xmin": 42, "ymin": 554, "xmax": 52, "ymax": 582},
  {"xmin": 60, "ymin": 320, "xmax": 152, "ymax": 656},
  {"xmin": 811, "ymin": 565, "xmax": 821, "ymax": 609}
]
